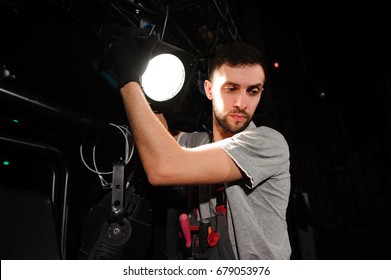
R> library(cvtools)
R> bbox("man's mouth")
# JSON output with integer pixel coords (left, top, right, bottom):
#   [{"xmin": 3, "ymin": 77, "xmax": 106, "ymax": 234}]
[{"xmin": 230, "ymin": 113, "xmax": 247, "ymax": 121}]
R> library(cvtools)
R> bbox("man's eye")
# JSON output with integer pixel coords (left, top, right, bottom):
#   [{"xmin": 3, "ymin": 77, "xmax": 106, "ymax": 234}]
[
  {"xmin": 224, "ymin": 87, "xmax": 237, "ymax": 92},
  {"xmin": 248, "ymin": 88, "xmax": 260, "ymax": 95}
]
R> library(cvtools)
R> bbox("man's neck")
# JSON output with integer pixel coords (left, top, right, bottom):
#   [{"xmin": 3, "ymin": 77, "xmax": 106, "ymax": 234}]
[
  {"xmin": 212, "ymin": 119, "xmax": 255, "ymax": 142},
  {"xmin": 212, "ymin": 121, "xmax": 234, "ymax": 142}
]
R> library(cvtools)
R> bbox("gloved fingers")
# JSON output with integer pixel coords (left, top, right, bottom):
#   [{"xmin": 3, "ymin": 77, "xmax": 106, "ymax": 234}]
[{"xmin": 112, "ymin": 25, "xmax": 160, "ymax": 88}]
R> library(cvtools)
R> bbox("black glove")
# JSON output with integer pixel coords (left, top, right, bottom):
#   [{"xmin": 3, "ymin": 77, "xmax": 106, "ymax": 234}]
[{"xmin": 113, "ymin": 26, "xmax": 158, "ymax": 89}]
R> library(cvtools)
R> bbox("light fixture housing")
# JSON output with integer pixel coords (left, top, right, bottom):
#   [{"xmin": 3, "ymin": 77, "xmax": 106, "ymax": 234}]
[
  {"xmin": 94, "ymin": 26, "xmax": 198, "ymax": 113},
  {"xmin": 141, "ymin": 40, "xmax": 198, "ymax": 113}
]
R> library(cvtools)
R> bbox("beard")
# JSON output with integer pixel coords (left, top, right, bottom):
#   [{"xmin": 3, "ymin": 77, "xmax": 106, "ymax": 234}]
[{"xmin": 213, "ymin": 107, "xmax": 252, "ymax": 134}]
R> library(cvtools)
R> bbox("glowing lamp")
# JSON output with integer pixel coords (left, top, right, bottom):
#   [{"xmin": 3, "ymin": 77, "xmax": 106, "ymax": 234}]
[
  {"xmin": 141, "ymin": 53, "xmax": 185, "ymax": 102},
  {"xmin": 140, "ymin": 40, "xmax": 198, "ymax": 112}
]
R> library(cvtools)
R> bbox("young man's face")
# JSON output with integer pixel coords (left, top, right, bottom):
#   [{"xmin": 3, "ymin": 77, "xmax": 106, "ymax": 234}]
[{"xmin": 204, "ymin": 63, "xmax": 265, "ymax": 136}]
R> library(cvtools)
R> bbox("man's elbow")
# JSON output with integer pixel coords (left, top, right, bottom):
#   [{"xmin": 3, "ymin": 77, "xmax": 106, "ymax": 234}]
[{"xmin": 144, "ymin": 162, "xmax": 173, "ymax": 186}]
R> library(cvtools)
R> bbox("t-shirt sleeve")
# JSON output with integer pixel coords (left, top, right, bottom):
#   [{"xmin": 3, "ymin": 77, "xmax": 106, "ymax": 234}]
[
  {"xmin": 216, "ymin": 126, "xmax": 290, "ymax": 189},
  {"xmin": 177, "ymin": 131, "xmax": 211, "ymax": 148}
]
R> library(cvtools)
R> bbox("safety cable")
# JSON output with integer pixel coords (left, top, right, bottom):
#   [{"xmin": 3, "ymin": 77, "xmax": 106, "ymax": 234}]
[{"xmin": 79, "ymin": 123, "xmax": 134, "ymax": 188}]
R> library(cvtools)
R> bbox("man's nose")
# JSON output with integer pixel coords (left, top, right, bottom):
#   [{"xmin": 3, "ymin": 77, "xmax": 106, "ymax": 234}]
[{"xmin": 233, "ymin": 91, "xmax": 248, "ymax": 110}]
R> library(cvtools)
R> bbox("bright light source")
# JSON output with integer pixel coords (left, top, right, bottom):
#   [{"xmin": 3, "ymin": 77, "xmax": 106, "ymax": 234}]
[{"xmin": 141, "ymin": 53, "xmax": 186, "ymax": 102}]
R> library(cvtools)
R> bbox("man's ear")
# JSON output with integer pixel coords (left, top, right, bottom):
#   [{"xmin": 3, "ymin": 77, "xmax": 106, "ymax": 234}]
[{"xmin": 204, "ymin": 80, "xmax": 213, "ymax": 100}]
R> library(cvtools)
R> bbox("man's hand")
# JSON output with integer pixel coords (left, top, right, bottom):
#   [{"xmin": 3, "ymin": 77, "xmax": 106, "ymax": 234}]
[{"xmin": 113, "ymin": 26, "xmax": 158, "ymax": 89}]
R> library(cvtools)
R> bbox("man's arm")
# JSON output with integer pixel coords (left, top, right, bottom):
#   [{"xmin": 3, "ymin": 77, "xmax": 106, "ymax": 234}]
[
  {"xmin": 154, "ymin": 113, "xmax": 169, "ymax": 130},
  {"xmin": 155, "ymin": 113, "xmax": 181, "ymax": 140},
  {"xmin": 120, "ymin": 82, "xmax": 243, "ymax": 186}
]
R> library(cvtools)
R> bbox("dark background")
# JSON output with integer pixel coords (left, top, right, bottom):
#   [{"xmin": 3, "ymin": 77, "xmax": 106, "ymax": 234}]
[{"xmin": 1, "ymin": 0, "xmax": 390, "ymax": 259}]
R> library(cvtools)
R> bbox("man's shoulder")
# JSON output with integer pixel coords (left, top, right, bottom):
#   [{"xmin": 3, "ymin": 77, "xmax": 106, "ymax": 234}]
[
  {"xmin": 244, "ymin": 123, "xmax": 285, "ymax": 139},
  {"xmin": 232, "ymin": 124, "xmax": 289, "ymax": 151},
  {"xmin": 177, "ymin": 130, "xmax": 211, "ymax": 147}
]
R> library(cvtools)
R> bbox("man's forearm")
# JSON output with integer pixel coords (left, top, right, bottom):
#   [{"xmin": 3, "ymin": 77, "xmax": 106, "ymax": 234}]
[
  {"xmin": 119, "ymin": 82, "xmax": 182, "ymax": 185},
  {"xmin": 155, "ymin": 113, "xmax": 169, "ymax": 130}
]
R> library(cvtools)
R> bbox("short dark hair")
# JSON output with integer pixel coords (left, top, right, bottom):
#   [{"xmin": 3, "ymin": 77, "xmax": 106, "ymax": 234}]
[{"xmin": 208, "ymin": 41, "xmax": 266, "ymax": 79}]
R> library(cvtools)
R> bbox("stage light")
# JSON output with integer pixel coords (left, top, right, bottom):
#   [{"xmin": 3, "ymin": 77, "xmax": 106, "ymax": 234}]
[
  {"xmin": 141, "ymin": 53, "xmax": 185, "ymax": 102},
  {"xmin": 94, "ymin": 26, "xmax": 198, "ymax": 112},
  {"xmin": 140, "ymin": 39, "xmax": 198, "ymax": 112}
]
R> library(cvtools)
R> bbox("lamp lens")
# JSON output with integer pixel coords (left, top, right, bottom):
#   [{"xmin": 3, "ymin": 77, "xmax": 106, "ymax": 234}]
[{"xmin": 141, "ymin": 54, "xmax": 185, "ymax": 102}]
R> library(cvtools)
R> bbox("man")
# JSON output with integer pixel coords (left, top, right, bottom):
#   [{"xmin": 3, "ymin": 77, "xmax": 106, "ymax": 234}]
[{"xmin": 113, "ymin": 27, "xmax": 291, "ymax": 259}]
